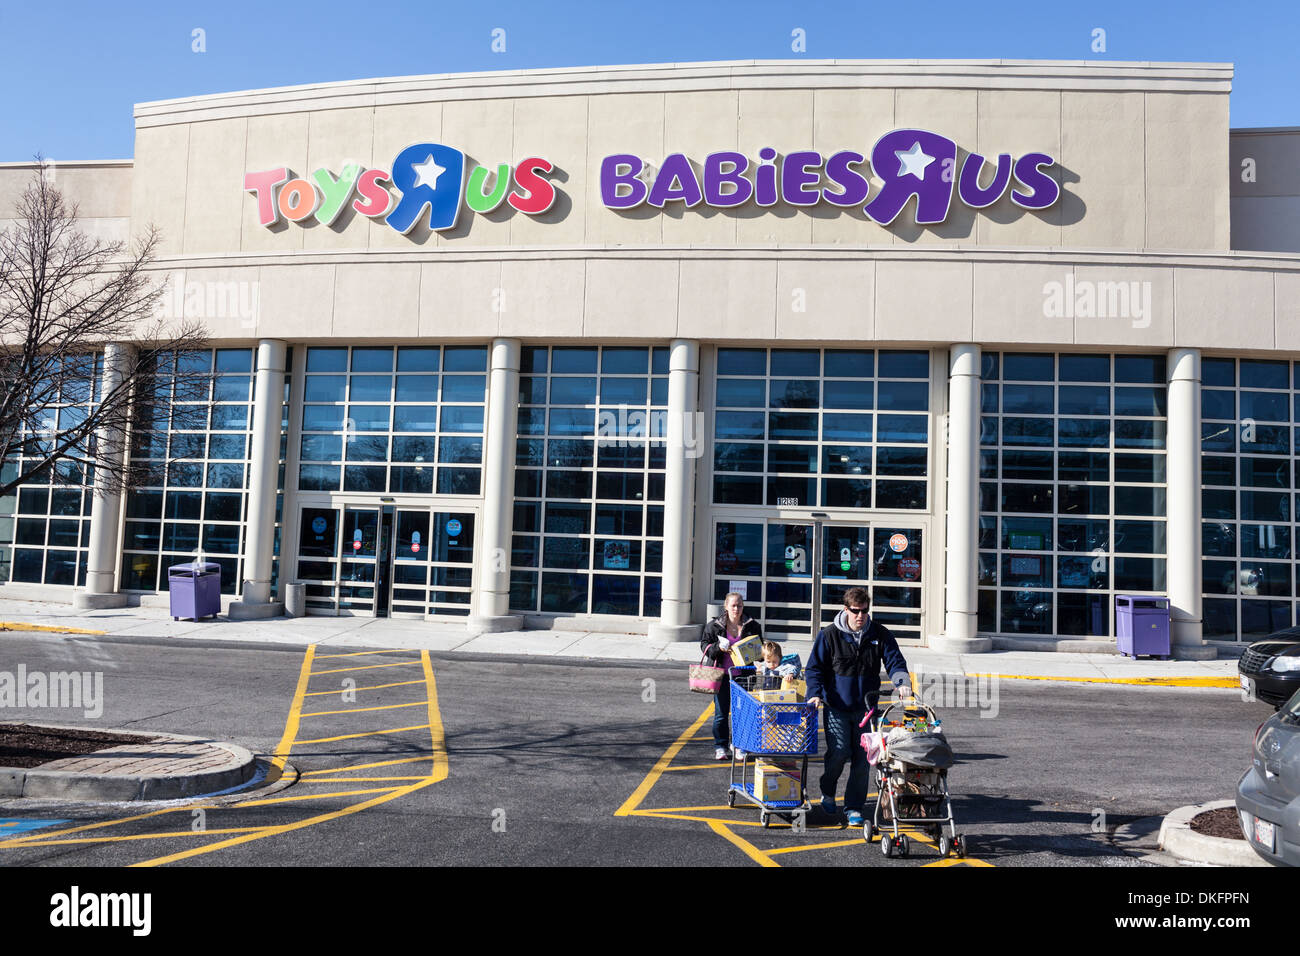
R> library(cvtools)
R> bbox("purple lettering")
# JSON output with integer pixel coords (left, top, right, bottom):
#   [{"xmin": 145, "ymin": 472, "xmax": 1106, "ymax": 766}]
[
  {"xmin": 1010, "ymin": 153, "xmax": 1060, "ymax": 209},
  {"xmin": 863, "ymin": 129, "xmax": 958, "ymax": 226},
  {"xmin": 957, "ymin": 152, "xmax": 1013, "ymax": 208},
  {"xmin": 703, "ymin": 151, "xmax": 753, "ymax": 207},
  {"xmin": 646, "ymin": 153, "xmax": 703, "ymax": 208},
  {"xmin": 821, "ymin": 150, "xmax": 870, "ymax": 207},
  {"xmin": 601, "ymin": 154, "xmax": 648, "ymax": 209},
  {"xmin": 755, "ymin": 147, "xmax": 779, "ymax": 207},
  {"xmin": 781, "ymin": 150, "xmax": 823, "ymax": 206}
]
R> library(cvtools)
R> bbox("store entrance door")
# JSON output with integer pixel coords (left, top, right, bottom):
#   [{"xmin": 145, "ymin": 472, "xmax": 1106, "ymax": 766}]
[
  {"xmin": 712, "ymin": 517, "xmax": 926, "ymax": 641},
  {"xmin": 295, "ymin": 503, "xmax": 476, "ymax": 617}
]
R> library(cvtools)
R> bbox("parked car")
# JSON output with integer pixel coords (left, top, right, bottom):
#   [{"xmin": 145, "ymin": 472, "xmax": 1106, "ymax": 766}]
[
  {"xmin": 1238, "ymin": 627, "xmax": 1300, "ymax": 708},
  {"xmin": 1236, "ymin": 689, "xmax": 1300, "ymax": 866}
]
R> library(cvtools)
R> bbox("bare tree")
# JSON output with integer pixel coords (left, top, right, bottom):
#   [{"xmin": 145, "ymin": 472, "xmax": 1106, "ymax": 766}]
[{"xmin": 0, "ymin": 161, "xmax": 209, "ymax": 499}]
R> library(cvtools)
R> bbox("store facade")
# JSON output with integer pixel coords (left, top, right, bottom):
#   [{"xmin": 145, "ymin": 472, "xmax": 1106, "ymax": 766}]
[{"xmin": 3, "ymin": 59, "xmax": 1300, "ymax": 655}]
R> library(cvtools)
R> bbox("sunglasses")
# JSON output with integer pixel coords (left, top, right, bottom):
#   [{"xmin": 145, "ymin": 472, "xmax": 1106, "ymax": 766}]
[{"xmin": 845, "ymin": 606, "xmax": 869, "ymax": 615}]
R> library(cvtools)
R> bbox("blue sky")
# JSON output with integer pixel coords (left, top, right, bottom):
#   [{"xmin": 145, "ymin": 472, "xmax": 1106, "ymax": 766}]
[{"xmin": 1, "ymin": 0, "xmax": 1295, "ymax": 161}]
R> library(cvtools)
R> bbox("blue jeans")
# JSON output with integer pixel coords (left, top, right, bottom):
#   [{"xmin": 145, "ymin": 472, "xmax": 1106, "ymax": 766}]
[
  {"xmin": 712, "ymin": 675, "xmax": 731, "ymax": 748},
  {"xmin": 819, "ymin": 706, "xmax": 869, "ymax": 812}
]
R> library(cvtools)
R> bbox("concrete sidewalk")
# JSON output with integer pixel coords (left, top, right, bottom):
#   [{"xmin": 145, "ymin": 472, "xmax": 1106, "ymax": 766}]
[{"xmin": 0, "ymin": 597, "xmax": 1244, "ymax": 687}]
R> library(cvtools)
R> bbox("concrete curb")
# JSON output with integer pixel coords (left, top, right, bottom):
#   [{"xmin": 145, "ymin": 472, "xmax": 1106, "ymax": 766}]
[
  {"xmin": 1158, "ymin": 799, "xmax": 1272, "ymax": 867},
  {"xmin": 1, "ymin": 723, "xmax": 258, "ymax": 802}
]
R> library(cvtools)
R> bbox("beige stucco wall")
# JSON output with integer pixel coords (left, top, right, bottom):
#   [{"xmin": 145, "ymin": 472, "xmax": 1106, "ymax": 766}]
[
  {"xmin": 0, "ymin": 161, "xmax": 133, "ymax": 244},
  {"xmin": 131, "ymin": 60, "xmax": 1233, "ymax": 259}
]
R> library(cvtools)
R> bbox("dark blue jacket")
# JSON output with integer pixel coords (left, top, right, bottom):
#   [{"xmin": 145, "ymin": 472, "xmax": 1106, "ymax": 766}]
[{"xmin": 805, "ymin": 616, "xmax": 910, "ymax": 714}]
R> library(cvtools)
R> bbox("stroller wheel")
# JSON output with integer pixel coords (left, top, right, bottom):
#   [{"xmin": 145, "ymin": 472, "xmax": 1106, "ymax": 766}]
[
  {"xmin": 938, "ymin": 834, "xmax": 951, "ymax": 858},
  {"xmin": 862, "ymin": 819, "xmax": 873, "ymax": 844},
  {"xmin": 897, "ymin": 835, "xmax": 910, "ymax": 858},
  {"xmin": 880, "ymin": 835, "xmax": 893, "ymax": 858}
]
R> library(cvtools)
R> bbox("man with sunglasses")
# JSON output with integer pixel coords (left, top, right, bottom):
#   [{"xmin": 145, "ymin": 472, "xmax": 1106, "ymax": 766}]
[{"xmin": 805, "ymin": 587, "xmax": 912, "ymax": 827}]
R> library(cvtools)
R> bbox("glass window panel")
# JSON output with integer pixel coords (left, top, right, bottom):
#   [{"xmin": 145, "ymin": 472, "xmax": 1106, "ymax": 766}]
[
  {"xmin": 543, "ymin": 537, "xmax": 591, "ymax": 570},
  {"xmin": 213, "ymin": 376, "xmax": 251, "ymax": 402},
  {"xmin": 343, "ymin": 466, "xmax": 387, "ymax": 492},
  {"xmin": 1114, "ymin": 387, "xmax": 1167, "ymax": 417},
  {"xmin": 436, "ymin": 467, "xmax": 480, "ymax": 496},
  {"xmin": 1057, "ymin": 354, "xmax": 1110, "ymax": 382},
  {"xmin": 716, "ymin": 379, "xmax": 766, "ymax": 408},
  {"xmin": 347, "ymin": 405, "xmax": 390, "ymax": 431},
  {"xmin": 545, "ymin": 439, "xmax": 593, "ymax": 468},
  {"xmin": 299, "ymin": 464, "xmax": 340, "ymax": 491},
  {"xmin": 1243, "ymin": 424, "xmax": 1289, "ymax": 454},
  {"xmin": 1057, "ymin": 451, "xmax": 1108, "ymax": 482},
  {"xmin": 1202, "ymin": 390, "xmax": 1235, "ymax": 420},
  {"xmin": 1002, "ymin": 450, "xmax": 1053, "ymax": 481},
  {"xmin": 876, "ymin": 446, "xmax": 927, "ymax": 476},
  {"xmin": 1114, "ymin": 519, "xmax": 1165, "ymax": 554},
  {"xmin": 980, "ymin": 451, "xmax": 998, "ymax": 477},
  {"xmin": 1000, "ymin": 590, "xmax": 1053, "ymax": 633},
  {"xmin": 547, "ymin": 408, "xmax": 594, "ymax": 436},
  {"xmin": 1241, "ymin": 524, "xmax": 1291, "ymax": 560},
  {"xmin": 1240, "ymin": 391, "xmax": 1290, "ymax": 423},
  {"xmin": 210, "ymin": 405, "xmax": 248, "ymax": 430},
  {"xmin": 877, "ymin": 351, "xmax": 928, "ymax": 378},
  {"xmin": 822, "ymin": 478, "xmax": 872, "ymax": 509},
  {"xmin": 163, "ymin": 523, "xmax": 200, "ymax": 552},
  {"xmin": 1057, "ymin": 385, "xmax": 1109, "ymax": 416},
  {"xmin": 876, "ymin": 381, "xmax": 928, "ymax": 411},
  {"xmin": 1001, "ymin": 483, "xmax": 1053, "ymax": 513},
  {"xmin": 822, "ymin": 380, "xmax": 872, "ymax": 410},
  {"xmin": 545, "ymin": 505, "xmax": 592, "ymax": 535},
  {"xmin": 215, "ymin": 349, "xmax": 252, "ymax": 373},
  {"xmin": 598, "ymin": 442, "xmax": 645, "ymax": 469},
  {"xmin": 767, "ymin": 476, "xmax": 816, "ymax": 507},
  {"xmin": 715, "ymin": 410, "xmax": 766, "ymax": 440},
  {"xmin": 1202, "ymin": 489, "xmax": 1236, "ymax": 520},
  {"xmin": 596, "ymin": 471, "xmax": 645, "ymax": 500},
  {"xmin": 824, "ymin": 350, "xmax": 873, "ymax": 378},
  {"xmin": 541, "ymin": 572, "xmax": 588, "ymax": 612},
  {"xmin": 303, "ymin": 405, "xmax": 345, "ymax": 431},
  {"xmin": 981, "ymin": 384, "xmax": 998, "ymax": 413},
  {"xmin": 1114, "ymin": 557, "xmax": 1166, "ymax": 591},
  {"xmin": 1002, "ymin": 417, "xmax": 1054, "ymax": 447},
  {"xmin": 1240, "ymin": 490, "xmax": 1289, "ymax": 522},
  {"xmin": 443, "ymin": 347, "xmax": 487, "ymax": 372},
  {"xmin": 823, "ymin": 446, "xmax": 871, "ymax": 476},
  {"xmin": 1114, "ymin": 453, "xmax": 1165, "ymax": 484},
  {"xmin": 546, "ymin": 471, "xmax": 593, "ymax": 500},
  {"xmin": 441, "ymin": 375, "xmax": 486, "ymax": 403},
  {"xmin": 600, "ymin": 347, "xmax": 649, "ymax": 375},
  {"xmin": 599, "ymin": 377, "xmax": 647, "ymax": 405},
  {"xmin": 769, "ymin": 444, "xmax": 818, "ymax": 473},
  {"xmin": 718, "ymin": 348, "xmax": 767, "ymax": 376},
  {"xmin": 1057, "ymin": 518, "xmax": 1109, "ymax": 552},
  {"xmin": 391, "ymin": 435, "xmax": 437, "ymax": 462},
  {"xmin": 208, "ymin": 434, "xmax": 245, "ymax": 460},
  {"xmin": 204, "ymin": 492, "xmax": 242, "ymax": 523},
  {"xmin": 1001, "ymin": 384, "xmax": 1053, "ymax": 414},
  {"xmin": 1115, "ymin": 485, "xmax": 1164, "ymax": 516},
  {"xmin": 519, "ymin": 376, "xmax": 547, "ymax": 405},
  {"xmin": 550, "ymin": 348, "xmax": 597, "ymax": 374},
  {"xmin": 1241, "ymin": 457, "xmax": 1289, "ymax": 489},
  {"xmin": 1002, "ymin": 517, "xmax": 1052, "ymax": 551},
  {"xmin": 1202, "ymin": 456, "xmax": 1234, "ymax": 486},
  {"xmin": 874, "ymin": 480, "xmax": 926, "ymax": 510},
  {"xmin": 1002, "ymin": 353, "xmax": 1053, "ymax": 381},
  {"xmin": 714, "ymin": 475, "xmax": 764, "ymax": 505},
  {"xmin": 1202, "ymin": 597, "xmax": 1236, "ymax": 636},
  {"xmin": 439, "ymin": 436, "xmax": 483, "ymax": 464},
  {"xmin": 824, "ymin": 413, "xmax": 873, "ymax": 442},
  {"xmin": 397, "ymin": 347, "xmax": 439, "ymax": 372},
  {"xmin": 1240, "ymin": 359, "xmax": 1288, "ymax": 390},
  {"xmin": 349, "ymin": 348, "xmax": 393, "ymax": 373},
  {"xmin": 345, "ymin": 436, "xmax": 390, "ymax": 462},
  {"xmin": 1058, "ymin": 592, "xmax": 1109, "ymax": 635},
  {"xmin": 1114, "ymin": 355, "xmax": 1165, "ymax": 384},
  {"xmin": 1201, "ymin": 358, "xmax": 1234, "ymax": 388},
  {"xmin": 770, "ymin": 349, "xmax": 820, "ymax": 377},
  {"xmin": 769, "ymin": 412, "xmax": 818, "ymax": 441},
  {"xmin": 769, "ymin": 380, "xmax": 819, "ymax": 409},
  {"xmin": 1059, "ymin": 484, "xmax": 1110, "ymax": 515},
  {"xmin": 1241, "ymin": 601, "xmax": 1292, "ymax": 638},
  {"xmin": 206, "ymin": 463, "xmax": 245, "ymax": 489},
  {"xmin": 1057, "ymin": 555, "xmax": 1106, "ymax": 590},
  {"xmin": 715, "ymin": 443, "xmax": 764, "ymax": 472},
  {"xmin": 514, "ymin": 469, "xmax": 542, "ymax": 498},
  {"xmin": 394, "ymin": 375, "xmax": 438, "ymax": 403},
  {"xmin": 390, "ymin": 466, "xmax": 434, "ymax": 494},
  {"xmin": 1201, "ymin": 421, "xmax": 1236, "ymax": 453},
  {"xmin": 1114, "ymin": 419, "xmax": 1166, "ymax": 449},
  {"xmin": 980, "ymin": 417, "xmax": 998, "ymax": 446},
  {"xmin": 440, "ymin": 406, "xmax": 485, "ymax": 434},
  {"xmin": 875, "ymin": 414, "xmax": 926, "ymax": 443}
]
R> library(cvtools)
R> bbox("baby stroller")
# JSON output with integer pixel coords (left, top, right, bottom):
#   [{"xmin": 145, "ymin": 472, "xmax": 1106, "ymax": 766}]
[{"xmin": 859, "ymin": 699, "xmax": 964, "ymax": 859}]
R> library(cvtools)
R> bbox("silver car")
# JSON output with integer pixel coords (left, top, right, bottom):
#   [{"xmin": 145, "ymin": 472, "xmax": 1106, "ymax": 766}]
[{"xmin": 1236, "ymin": 689, "xmax": 1300, "ymax": 866}]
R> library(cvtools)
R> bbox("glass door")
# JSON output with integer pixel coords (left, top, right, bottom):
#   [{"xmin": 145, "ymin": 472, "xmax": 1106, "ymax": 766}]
[
  {"xmin": 712, "ymin": 518, "xmax": 925, "ymax": 641},
  {"xmin": 388, "ymin": 509, "xmax": 476, "ymax": 617}
]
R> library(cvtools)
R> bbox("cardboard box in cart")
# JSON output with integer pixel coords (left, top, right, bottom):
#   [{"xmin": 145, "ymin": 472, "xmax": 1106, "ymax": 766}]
[
  {"xmin": 754, "ymin": 759, "xmax": 802, "ymax": 802},
  {"xmin": 729, "ymin": 636, "xmax": 764, "ymax": 666}
]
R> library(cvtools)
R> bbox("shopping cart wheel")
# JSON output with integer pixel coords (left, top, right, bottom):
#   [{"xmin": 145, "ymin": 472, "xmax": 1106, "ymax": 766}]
[
  {"xmin": 727, "ymin": 790, "xmax": 736, "ymax": 808},
  {"xmin": 953, "ymin": 835, "xmax": 966, "ymax": 858},
  {"xmin": 937, "ymin": 834, "xmax": 951, "ymax": 858},
  {"xmin": 897, "ymin": 835, "xmax": 910, "ymax": 858},
  {"xmin": 760, "ymin": 812, "xmax": 771, "ymax": 828},
  {"xmin": 862, "ymin": 820, "xmax": 873, "ymax": 843}
]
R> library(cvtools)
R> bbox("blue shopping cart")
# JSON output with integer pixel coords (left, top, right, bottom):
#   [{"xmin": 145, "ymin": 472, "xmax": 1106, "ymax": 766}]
[{"xmin": 726, "ymin": 667, "xmax": 819, "ymax": 828}]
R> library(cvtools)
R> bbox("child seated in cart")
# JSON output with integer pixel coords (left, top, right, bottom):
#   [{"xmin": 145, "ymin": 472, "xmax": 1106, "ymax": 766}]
[{"xmin": 756, "ymin": 641, "xmax": 802, "ymax": 690}]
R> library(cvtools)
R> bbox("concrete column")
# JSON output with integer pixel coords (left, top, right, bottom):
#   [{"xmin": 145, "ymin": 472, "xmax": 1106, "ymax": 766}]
[
  {"xmin": 1167, "ymin": 347, "xmax": 1213, "ymax": 658},
  {"xmin": 467, "ymin": 338, "xmax": 523, "ymax": 634},
  {"xmin": 229, "ymin": 339, "xmax": 286, "ymax": 619},
  {"xmin": 74, "ymin": 343, "xmax": 133, "ymax": 610},
  {"xmin": 931, "ymin": 345, "xmax": 991, "ymax": 652},
  {"xmin": 650, "ymin": 339, "xmax": 701, "ymax": 643}
]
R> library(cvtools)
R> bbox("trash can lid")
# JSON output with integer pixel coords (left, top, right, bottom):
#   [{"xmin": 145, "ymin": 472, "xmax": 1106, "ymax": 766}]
[{"xmin": 168, "ymin": 561, "xmax": 222, "ymax": 574}]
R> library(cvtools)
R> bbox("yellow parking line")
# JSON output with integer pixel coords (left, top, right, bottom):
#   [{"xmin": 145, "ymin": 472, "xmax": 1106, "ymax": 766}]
[
  {"xmin": 131, "ymin": 651, "xmax": 449, "ymax": 867},
  {"xmin": 614, "ymin": 704, "xmax": 713, "ymax": 817},
  {"xmin": 630, "ymin": 810, "xmax": 765, "ymax": 828},
  {"xmin": 300, "ymin": 700, "xmax": 427, "ymax": 718},
  {"xmin": 309, "ymin": 660, "xmax": 423, "ymax": 676},
  {"xmin": 268, "ymin": 644, "xmax": 315, "ymax": 779},
  {"xmin": 314, "ymin": 649, "xmax": 416, "ymax": 660},
  {"xmin": 298, "ymin": 756, "xmax": 437, "ymax": 777},
  {"xmin": 302, "ymin": 679, "xmax": 425, "ymax": 697},
  {"xmin": 298, "ymin": 776, "xmax": 428, "ymax": 783},
  {"xmin": 707, "ymin": 820, "xmax": 779, "ymax": 866},
  {"xmin": 767, "ymin": 838, "xmax": 865, "ymax": 855},
  {"xmin": 972, "ymin": 672, "xmax": 1237, "ymax": 688},
  {"xmin": 0, "ymin": 621, "xmax": 106, "ymax": 635},
  {"xmin": 664, "ymin": 764, "xmax": 732, "ymax": 772},
  {"xmin": 232, "ymin": 786, "xmax": 403, "ymax": 807},
  {"xmin": 11, "ymin": 827, "xmax": 268, "ymax": 848},
  {"xmin": 294, "ymin": 724, "xmax": 430, "ymax": 745},
  {"xmin": 636, "ymin": 804, "xmax": 736, "ymax": 813},
  {"xmin": 923, "ymin": 857, "xmax": 994, "ymax": 867}
]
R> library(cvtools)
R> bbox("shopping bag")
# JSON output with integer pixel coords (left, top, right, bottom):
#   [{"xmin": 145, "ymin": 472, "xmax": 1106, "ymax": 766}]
[{"xmin": 688, "ymin": 655, "xmax": 726, "ymax": 694}]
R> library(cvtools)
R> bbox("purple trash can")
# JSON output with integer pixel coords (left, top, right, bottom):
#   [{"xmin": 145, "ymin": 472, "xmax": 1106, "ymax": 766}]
[
  {"xmin": 1115, "ymin": 594, "xmax": 1170, "ymax": 659},
  {"xmin": 168, "ymin": 561, "xmax": 221, "ymax": 621}
]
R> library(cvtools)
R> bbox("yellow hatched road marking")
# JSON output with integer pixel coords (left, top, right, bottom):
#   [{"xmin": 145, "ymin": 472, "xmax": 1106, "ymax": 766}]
[
  {"xmin": 298, "ymin": 756, "xmax": 437, "ymax": 777},
  {"xmin": 767, "ymin": 838, "xmax": 865, "ymax": 855},
  {"xmin": 615, "ymin": 704, "xmax": 713, "ymax": 817},
  {"xmin": 314, "ymin": 649, "xmax": 417, "ymax": 660},
  {"xmin": 131, "ymin": 650, "xmax": 449, "ymax": 867},
  {"xmin": 298, "ymin": 776, "xmax": 428, "ymax": 783},
  {"xmin": 664, "ymin": 763, "xmax": 732, "ymax": 772},
  {"xmin": 11, "ymin": 827, "xmax": 268, "ymax": 848},
  {"xmin": 302, "ymin": 679, "xmax": 425, "ymax": 697},
  {"xmin": 231, "ymin": 786, "xmax": 403, "ymax": 807},
  {"xmin": 923, "ymin": 857, "xmax": 994, "ymax": 867},
  {"xmin": 309, "ymin": 660, "xmax": 423, "ymax": 676},
  {"xmin": 294, "ymin": 724, "xmax": 431, "ymax": 745},
  {"xmin": 971, "ymin": 672, "xmax": 1237, "ymax": 688},
  {"xmin": 0, "ymin": 621, "xmax": 106, "ymax": 635},
  {"xmin": 706, "ymin": 819, "xmax": 779, "ymax": 867},
  {"xmin": 300, "ymin": 700, "xmax": 428, "ymax": 718}
]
